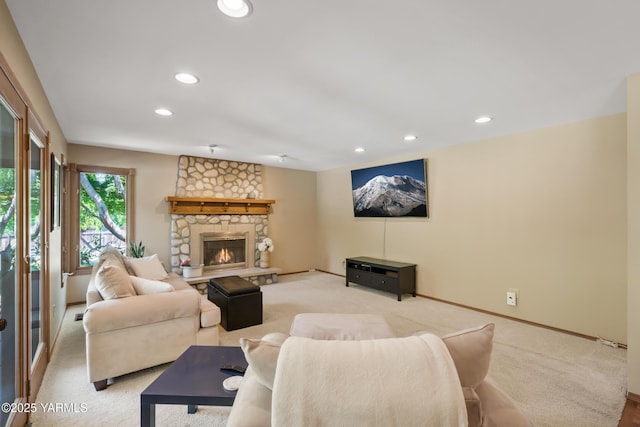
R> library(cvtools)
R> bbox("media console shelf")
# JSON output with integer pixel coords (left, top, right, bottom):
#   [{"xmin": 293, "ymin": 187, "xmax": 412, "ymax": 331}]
[{"xmin": 345, "ymin": 257, "xmax": 416, "ymax": 301}]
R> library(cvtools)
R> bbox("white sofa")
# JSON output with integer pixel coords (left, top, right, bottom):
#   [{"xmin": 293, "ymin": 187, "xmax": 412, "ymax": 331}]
[
  {"xmin": 227, "ymin": 314, "xmax": 530, "ymax": 427},
  {"xmin": 83, "ymin": 249, "xmax": 221, "ymax": 390}
]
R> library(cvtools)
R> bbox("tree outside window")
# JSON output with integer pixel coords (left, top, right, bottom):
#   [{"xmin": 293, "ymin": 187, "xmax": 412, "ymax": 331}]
[
  {"xmin": 0, "ymin": 168, "xmax": 16, "ymax": 276},
  {"xmin": 79, "ymin": 172, "xmax": 127, "ymax": 267},
  {"xmin": 30, "ymin": 163, "xmax": 41, "ymax": 272},
  {"xmin": 69, "ymin": 165, "xmax": 135, "ymax": 272}
]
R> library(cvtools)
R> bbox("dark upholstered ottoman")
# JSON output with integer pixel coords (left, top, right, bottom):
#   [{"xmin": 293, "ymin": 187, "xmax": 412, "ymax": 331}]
[{"xmin": 208, "ymin": 276, "xmax": 263, "ymax": 331}]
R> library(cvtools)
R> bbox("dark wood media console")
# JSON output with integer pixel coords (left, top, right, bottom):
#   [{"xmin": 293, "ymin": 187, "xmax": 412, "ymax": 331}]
[{"xmin": 345, "ymin": 257, "xmax": 416, "ymax": 301}]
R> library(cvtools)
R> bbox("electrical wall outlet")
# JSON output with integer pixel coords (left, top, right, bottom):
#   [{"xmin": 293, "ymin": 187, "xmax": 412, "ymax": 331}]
[{"xmin": 506, "ymin": 289, "xmax": 517, "ymax": 306}]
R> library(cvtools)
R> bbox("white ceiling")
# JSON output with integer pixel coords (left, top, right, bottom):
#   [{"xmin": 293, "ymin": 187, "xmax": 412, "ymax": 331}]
[{"xmin": 6, "ymin": 0, "xmax": 640, "ymax": 171}]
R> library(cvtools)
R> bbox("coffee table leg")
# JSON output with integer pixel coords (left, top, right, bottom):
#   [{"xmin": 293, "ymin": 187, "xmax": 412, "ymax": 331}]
[{"xmin": 141, "ymin": 401, "xmax": 155, "ymax": 427}]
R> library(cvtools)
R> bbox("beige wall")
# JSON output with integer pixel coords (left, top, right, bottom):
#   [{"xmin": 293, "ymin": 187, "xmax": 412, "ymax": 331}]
[
  {"xmin": 67, "ymin": 145, "xmax": 178, "ymax": 261},
  {"xmin": 317, "ymin": 114, "xmax": 628, "ymax": 343},
  {"xmin": 1, "ymin": 1, "xmax": 68, "ymax": 344},
  {"xmin": 628, "ymin": 73, "xmax": 640, "ymax": 395},
  {"xmin": 66, "ymin": 144, "xmax": 318, "ymax": 302},
  {"xmin": 262, "ymin": 166, "xmax": 318, "ymax": 272}
]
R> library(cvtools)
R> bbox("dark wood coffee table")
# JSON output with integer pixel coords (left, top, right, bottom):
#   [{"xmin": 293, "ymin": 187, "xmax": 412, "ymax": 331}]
[{"xmin": 140, "ymin": 345, "xmax": 246, "ymax": 427}]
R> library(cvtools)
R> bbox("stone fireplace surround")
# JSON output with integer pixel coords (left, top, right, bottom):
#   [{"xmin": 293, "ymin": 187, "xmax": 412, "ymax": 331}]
[{"xmin": 170, "ymin": 156, "xmax": 278, "ymax": 291}]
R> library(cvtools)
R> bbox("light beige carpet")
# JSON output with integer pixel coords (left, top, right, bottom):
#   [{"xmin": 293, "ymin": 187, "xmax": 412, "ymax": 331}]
[{"xmin": 30, "ymin": 271, "xmax": 626, "ymax": 426}]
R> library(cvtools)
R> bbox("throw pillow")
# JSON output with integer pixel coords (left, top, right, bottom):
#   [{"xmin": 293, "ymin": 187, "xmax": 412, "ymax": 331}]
[
  {"xmin": 127, "ymin": 254, "xmax": 168, "ymax": 281},
  {"xmin": 442, "ymin": 323, "xmax": 494, "ymax": 389},
  {"xmin": 260, "ymin": 332, "xmax": 289, "ymax": 346},
  {"xmin": 129, "ymin": 275, "xmax": 174, "ymax": 295},
  {"xmin": 94, "ymin": 264, "xmax": 136, "ymax": 300},
  {"xmin": 239, "ymin": 335, "xmax": 286, "ymax": 390}
]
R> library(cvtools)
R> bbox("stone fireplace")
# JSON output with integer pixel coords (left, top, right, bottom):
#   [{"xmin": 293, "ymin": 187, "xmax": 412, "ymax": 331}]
[{"xmin": 170, "ymin": 156, "xmax": 277, "ymax": 290}]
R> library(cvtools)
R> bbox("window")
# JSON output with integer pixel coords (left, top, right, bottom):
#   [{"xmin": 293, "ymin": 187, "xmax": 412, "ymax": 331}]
[{"xmin": 69, "ymin": 164, "xmax": 135, "ymax": 272}]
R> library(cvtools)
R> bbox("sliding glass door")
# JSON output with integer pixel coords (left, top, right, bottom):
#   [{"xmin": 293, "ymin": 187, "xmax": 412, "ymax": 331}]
[
  {"xmin": 0, "ymin": 92, "xmax": 21, "ymax": 427},
  {"xmin": 28, "ymin": 135, "xmax": 46, "ymax": 394},
  {"xmin": 0, "ymin": 60, "xmax": 50, "ymax": 426}
]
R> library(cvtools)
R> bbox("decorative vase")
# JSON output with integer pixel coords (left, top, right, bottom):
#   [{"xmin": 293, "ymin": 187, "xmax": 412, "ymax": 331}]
[
  {"xmin": 182, "ymin": 264, "xmax": 203, "ymax": 278},
  {"xmin": 259, "ymin": 251, "xmax": 270, "ymax": 268}
]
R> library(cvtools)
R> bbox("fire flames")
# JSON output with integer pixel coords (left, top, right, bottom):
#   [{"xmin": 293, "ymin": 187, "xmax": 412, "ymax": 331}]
[{"xmin": 215, "ymin": 248, "xmax": 233, "ymax": 264}]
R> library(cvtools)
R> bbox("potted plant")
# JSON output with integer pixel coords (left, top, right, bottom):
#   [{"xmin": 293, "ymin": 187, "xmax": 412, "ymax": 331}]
[
  {"xmin": 258, "ymin": 237, "xmax": 274, "ymax": 268},
  {"xmin": 180, "ymin": 258, "xmax": 204, "ymax": 278},
  {"xmin": 129, "ymin": 240, "xmax": 145, "ymax": 258}
]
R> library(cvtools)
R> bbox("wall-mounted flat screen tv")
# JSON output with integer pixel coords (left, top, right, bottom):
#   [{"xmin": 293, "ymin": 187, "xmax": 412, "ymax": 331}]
[{"xmin": 351, "ymin": 159, "xmax": 428, "ymax": 217}]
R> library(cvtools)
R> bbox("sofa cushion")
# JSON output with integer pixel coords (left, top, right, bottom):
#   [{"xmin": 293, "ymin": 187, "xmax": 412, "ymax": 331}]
[
  {"xmin": 239, "ymin": 332, "xmax": 289, "ymax": 390},
  {"xmin": 442, "ymin": 323, "xmax": 494, "ymax": 389},
  {"xmin": 162, "ymin": 272, "xmax": 193, "ymax": 291},
  {"xmin": 226, "ymin": 367, "xmax": 273, "ymax": 427},
  {"xmin": 129, "ymin": 275, "xmax": 174, "ymax": 295},
  {"xmin": 289, "ymin": 313, "xmax": 395, "ymax": 340},
  {"xmin": 475, "ymin": 378, "xmax": 530, "ymax": 427},
  {"xmin": 127, "ymin": 254, "xmax": 168, "ymax": 280},
  {"xmin": 94, "ymin": 263, "xmax": 136, "ymax": 300},
  {"xmin": 200, "ymin": 296, "xmax": 221, "ymax": 328},
  {"xmin": 463, "ymin": 386, "xmax": 484, "ymax": 427},
  {"xmin": 83, "ymin": 289, "xmax": 201, "ymax": 333}
]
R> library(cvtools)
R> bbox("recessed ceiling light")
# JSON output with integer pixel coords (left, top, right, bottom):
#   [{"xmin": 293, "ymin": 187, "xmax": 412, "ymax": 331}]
[
  {"xmin": 403, "ymin": 134, "xmax": 418, "ymax": 142},
  {"xmin": 217, "ymin": 0, "xmax": 253, "ymax": 18},
  {"xmin": 175, "ymin": 73, "xmax": 199, "ymax": 85},
  {"xmin": 355, "ymin": 147, "xmax": 366, "ymax": 153},
  {"xmin": 475, "ymin": 116, "xmax": 492, "ymax": 124},
  {"xmin": 155, "ymin": 108, "xmax": 173, "ymax": 116}
]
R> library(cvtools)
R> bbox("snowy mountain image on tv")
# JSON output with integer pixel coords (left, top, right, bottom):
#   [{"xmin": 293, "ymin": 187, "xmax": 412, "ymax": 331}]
[{"xmin": 351, "ymin": 159, "xmax": 428, "ymax": 217}]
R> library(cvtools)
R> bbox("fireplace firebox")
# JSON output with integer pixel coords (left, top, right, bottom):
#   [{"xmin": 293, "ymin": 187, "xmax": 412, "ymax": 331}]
[{"xmin": 200, "ymin": 232, "xmax": 248, "ymax": 271}]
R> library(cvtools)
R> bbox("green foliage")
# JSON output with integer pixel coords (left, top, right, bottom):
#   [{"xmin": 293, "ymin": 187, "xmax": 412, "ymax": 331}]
[
  {"xmin": 80, "ymin": 173, "xmax": 126, "ymax": 233},
  {"xmin": 30, "ymin": 169, "xmax": 42, "ymax": 270},
  {"xmin": 129, "ymin": 240, "xmax": 145, "ymax": 258},
  {"xmin": 1, "ymin": 167, "xmax": 42, "ymax": 270},
  {"xmin": 0, "ymin": 168, "xmax": 16, "ymax": 235},
  {"xmin": 79, "ymin": 172, "xmax": 128, "ymax": 266},
  {"xmin": 80, "ymin": 236, "xmax": 110, "ymax": 267}
]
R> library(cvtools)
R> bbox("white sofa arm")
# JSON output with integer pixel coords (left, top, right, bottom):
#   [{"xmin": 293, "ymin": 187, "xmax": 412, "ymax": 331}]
[
  {"xmin": 83, "ymin": 289, "xmax": 201, "ymax": 334},
  {"xmin": 200, "ymin": 296, "xmax": 221, "ymax": 328}
]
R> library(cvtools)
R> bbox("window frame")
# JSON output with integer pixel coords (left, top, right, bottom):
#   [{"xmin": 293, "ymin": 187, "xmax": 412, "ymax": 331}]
[{"xmin": 67, "ymin": 163, "xmax": 135, "ymax": 274}]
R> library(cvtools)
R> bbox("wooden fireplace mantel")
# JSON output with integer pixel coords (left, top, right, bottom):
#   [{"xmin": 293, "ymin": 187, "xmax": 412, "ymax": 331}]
[{"xmin": 166, "ymin": 196, "xmax": 275, "ymax": 215}]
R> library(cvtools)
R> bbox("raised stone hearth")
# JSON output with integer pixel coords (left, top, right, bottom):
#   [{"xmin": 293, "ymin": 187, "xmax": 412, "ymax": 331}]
[
  {"xmin": 183, "ymin": 267, "xmax": 280, "ymax": 293},
  {"xmin": 170, "ymin": 156, "xmax": 278, "ymax": 288}
]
